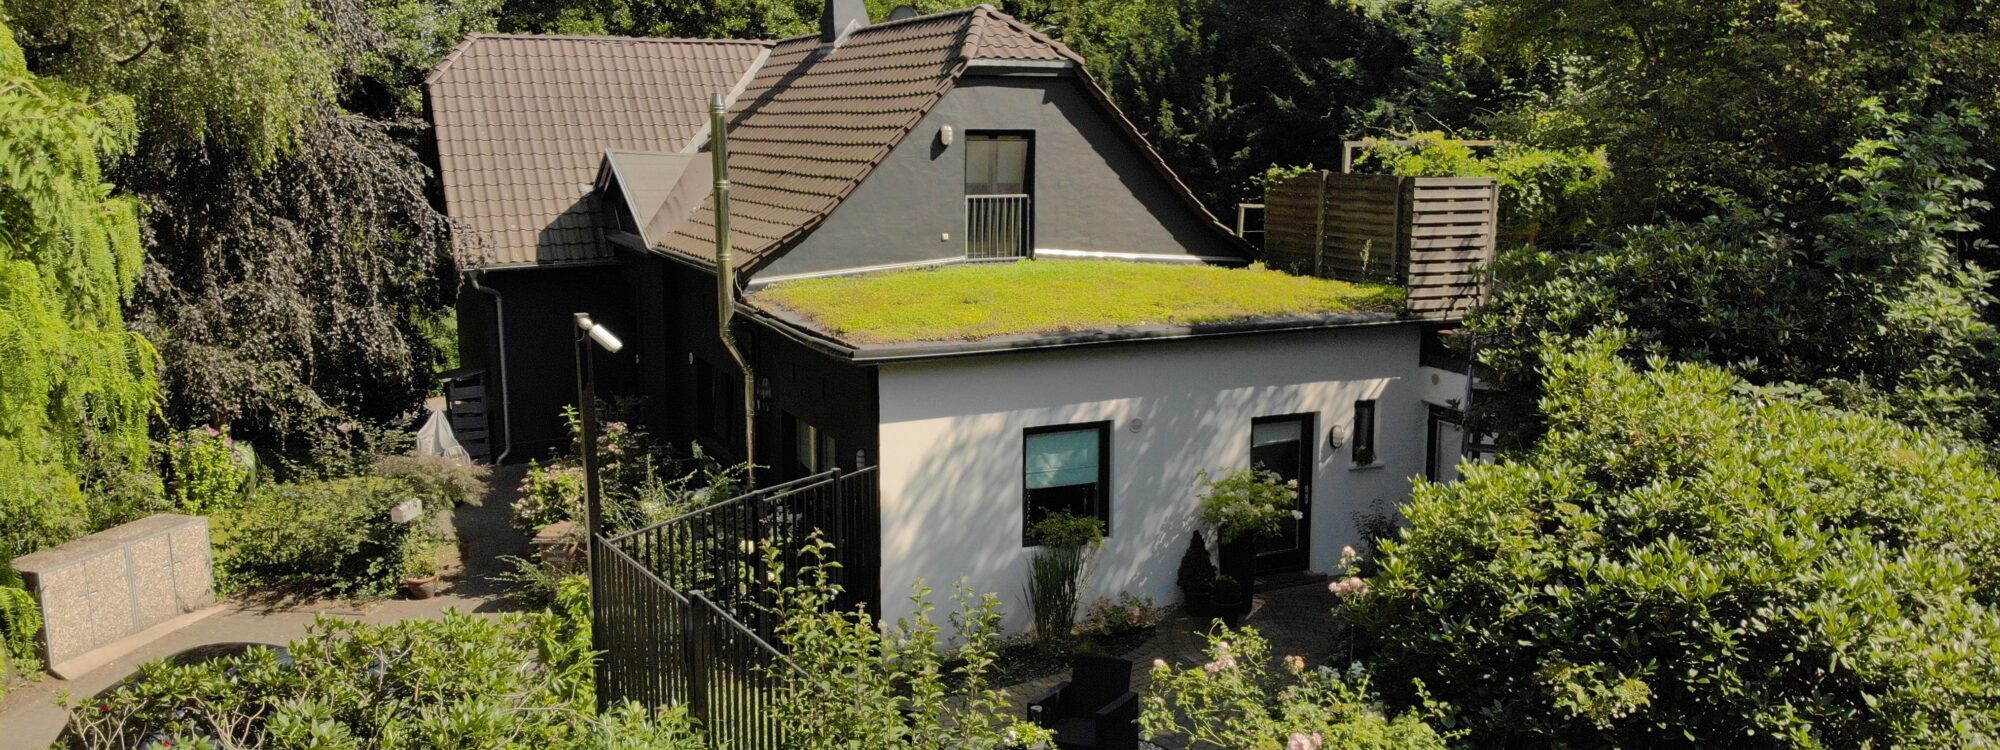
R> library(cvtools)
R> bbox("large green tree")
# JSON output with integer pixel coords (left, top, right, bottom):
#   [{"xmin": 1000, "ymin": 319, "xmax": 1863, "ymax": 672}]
[
  {"xmin": 8, "ymin": 0, "xmax": 463, "ymax": 472},
  {"xmin": 0, "ymin": 20, "xmax": 158, "ymax": 559},
  {"xmin": 1443, "ymin": 0, "xmax": 2000, "ymax": 444}
]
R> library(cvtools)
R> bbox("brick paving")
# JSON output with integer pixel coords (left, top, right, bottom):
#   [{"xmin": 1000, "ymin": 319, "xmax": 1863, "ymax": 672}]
[{"xmin": 1004, "ymin": 580, "xmax": 1347, "ymax": 749}]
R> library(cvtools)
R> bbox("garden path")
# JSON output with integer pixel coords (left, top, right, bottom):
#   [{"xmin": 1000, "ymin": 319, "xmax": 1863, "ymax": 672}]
[
  {"xmin": 1004, "ymin": 580, "xmax": 1344, "ymax": 750},
  {"xmin": 0, "ymin": 464, "xmax": 532, "ymax": 750}
]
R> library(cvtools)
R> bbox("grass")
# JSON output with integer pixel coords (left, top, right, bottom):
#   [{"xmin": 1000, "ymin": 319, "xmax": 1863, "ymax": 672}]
[{"xmin": 750, "ymin": 260, "xmax": 1404, "ymax": 344}]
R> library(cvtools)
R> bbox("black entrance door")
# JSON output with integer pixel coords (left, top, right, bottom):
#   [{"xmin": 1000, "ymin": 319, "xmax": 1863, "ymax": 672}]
[{"xmin": 1250, "ymin": 414, "xmax": 1312, "ymax": 574}]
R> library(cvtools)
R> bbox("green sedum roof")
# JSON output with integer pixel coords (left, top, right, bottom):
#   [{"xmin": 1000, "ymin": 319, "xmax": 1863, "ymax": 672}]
[{"xmin": 749, "ymin": 260, "xmax": 1404, "ymax": 345}]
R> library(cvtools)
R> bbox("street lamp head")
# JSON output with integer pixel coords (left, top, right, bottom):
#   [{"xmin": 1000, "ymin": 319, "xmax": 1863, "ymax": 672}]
[{"xmin": 575, "ymin": 314, "xmax": 625, "ymax": 353}]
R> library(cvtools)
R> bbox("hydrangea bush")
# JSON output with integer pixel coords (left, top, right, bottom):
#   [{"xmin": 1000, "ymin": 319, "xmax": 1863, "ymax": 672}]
[{"xmin": 1196, "ymin": 468, "xmax": 1301, "ymax": 543}]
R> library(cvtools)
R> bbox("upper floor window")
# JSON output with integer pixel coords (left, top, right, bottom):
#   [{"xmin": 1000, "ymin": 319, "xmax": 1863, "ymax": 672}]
[{"xmin": 966, "ymin": 133, "xmax": 1031, "ymax": 195}]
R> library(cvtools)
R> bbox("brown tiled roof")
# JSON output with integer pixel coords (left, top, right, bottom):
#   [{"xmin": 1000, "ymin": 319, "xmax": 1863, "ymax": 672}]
[
  {"xmin": 427, "ymin": 34, "xmax": 768, "ymax": 268},
  {"xmin": 660, "ymin": 5, "xmax": 1218, "ymax": 271}
]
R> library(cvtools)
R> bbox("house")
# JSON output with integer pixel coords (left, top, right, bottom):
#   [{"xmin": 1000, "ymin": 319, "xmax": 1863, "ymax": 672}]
[{"xmin": 425, "ymin": 1, "xmax": 1488, "ymax": 634}]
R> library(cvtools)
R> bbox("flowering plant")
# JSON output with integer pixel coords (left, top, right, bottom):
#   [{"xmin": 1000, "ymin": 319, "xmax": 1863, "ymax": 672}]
[
  {"xmin": 1196, "ymin": 468, "xmax": 1301, "ymax": 543},
  {"xmin": 1139, "ymin": 625, "xmax": 1452, "ymax": 749}
]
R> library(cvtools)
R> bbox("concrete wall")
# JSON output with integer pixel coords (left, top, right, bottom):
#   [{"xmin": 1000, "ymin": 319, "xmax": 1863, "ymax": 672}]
[
  {"xmin": 11, "ymin": 515, "xmax": 213, "ymax": 676},
  {"xmin": 874, "ymin": 324, "xmax": 1429, "ymax": 635},
  {"xmin": 754, "ymin": 73, "xmax": 1241, "ymax": 281}
]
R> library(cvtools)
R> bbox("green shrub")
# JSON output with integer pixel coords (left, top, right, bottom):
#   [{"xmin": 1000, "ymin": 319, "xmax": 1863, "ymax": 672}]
[
  {"xmin": 1026, "ymin": 512, "xmax": 1104, "ymax": 652},
  {"xmin": 373, "ymin": 454, "xmax": 488, "ymax": 509},
  {"xmin": 1140, "ymin": 625, "xmax": 1451, "ymax": 749},
  {"xmin": 768, "ymin": 536, "xmax": 1052, "ymax": 750},
  {"xmin": 1078, "ymin": 593, "xmax": 1159, "ymax": 637},
  {"xmin": 163, "ymin": 427, "xmax": 255, "ymax": 515},
  {"xmin": 214, "ymin": 476, "xmax": 432, "ymax": 597},
  {"xmin": 1, "ymin": 563, "xmax": 42, "ymax": 691},
  {"xmin": 62, "ymin": 609, "xmax": 706, "ymax": 748},
  {"xmin": 1352, "ymin": 333, "xmax": 2000, "ymax": 747}
]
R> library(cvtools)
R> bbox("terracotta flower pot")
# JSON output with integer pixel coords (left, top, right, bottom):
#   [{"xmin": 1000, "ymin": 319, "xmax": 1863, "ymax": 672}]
[{"xmin": 404, "ymin": 575, "xmax": 439, "ymax": 600}]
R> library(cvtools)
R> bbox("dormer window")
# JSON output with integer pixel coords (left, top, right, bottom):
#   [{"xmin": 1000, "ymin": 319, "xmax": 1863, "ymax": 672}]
[{"xmin": 965, "ymin": 132, "xmax": 1032, "ymax": 259}]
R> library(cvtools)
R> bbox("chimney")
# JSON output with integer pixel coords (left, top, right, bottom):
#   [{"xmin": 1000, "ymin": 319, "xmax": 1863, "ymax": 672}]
[{"xmin": 821, "ymin": 0, "xmax": 868, "ymax": 44}]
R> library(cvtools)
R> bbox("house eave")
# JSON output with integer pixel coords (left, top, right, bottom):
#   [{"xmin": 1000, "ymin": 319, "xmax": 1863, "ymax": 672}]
[{"xmin": 738, "ymin": 300, "xmax": 1416, "ymax": 365}]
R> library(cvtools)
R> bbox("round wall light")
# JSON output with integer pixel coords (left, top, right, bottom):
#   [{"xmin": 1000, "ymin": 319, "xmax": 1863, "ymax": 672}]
[{"xmin": 1327, "ymin": 425, "xmax": 1348, "ymax": 449}]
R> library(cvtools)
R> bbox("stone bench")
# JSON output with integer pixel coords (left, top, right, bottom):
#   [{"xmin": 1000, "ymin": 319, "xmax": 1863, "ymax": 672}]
[{"xmin": 11, "ymin": 514, "xmax": 215, "ymax": 677}]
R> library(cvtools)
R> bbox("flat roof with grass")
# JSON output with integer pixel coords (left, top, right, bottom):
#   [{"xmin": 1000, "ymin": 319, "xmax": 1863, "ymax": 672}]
[{"xmin": 748, "ymin": 259, "xmax": 1404, "ymax": 345}]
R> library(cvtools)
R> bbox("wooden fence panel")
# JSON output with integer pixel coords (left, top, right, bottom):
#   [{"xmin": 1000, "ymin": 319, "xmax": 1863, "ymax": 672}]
[{"xmin": 1262, "ymin": 172, "xmax": 1498, "ymax": 322}]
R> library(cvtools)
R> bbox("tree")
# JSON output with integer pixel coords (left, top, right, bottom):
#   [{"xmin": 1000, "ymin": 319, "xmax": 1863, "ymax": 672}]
[
  {"xmin": 10, "ymin": 0, "xmax": 463, "ymax": 472},
  {"xmin": 0, "ymin": 19, "xmax": 160, "ymax": 560},
  {"xmin": 1351, "ymin": 332, "xmax": 2000, "ymax": 747},
  {"xmin": 1466, "ymin": 106, "xmax": 2000, "ymax": 446}
]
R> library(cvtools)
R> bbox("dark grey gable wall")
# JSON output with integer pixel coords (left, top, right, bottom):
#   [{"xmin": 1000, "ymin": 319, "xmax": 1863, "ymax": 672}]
[{"xmin": 750, "ymin": 73, "xmax": 1239, "ymax": 281}]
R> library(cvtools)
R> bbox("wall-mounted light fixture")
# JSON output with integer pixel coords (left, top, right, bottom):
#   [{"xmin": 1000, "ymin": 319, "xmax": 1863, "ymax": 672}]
[
  {"xmin": 1327, "ymin": 425, "xmax": 1348, "ymax": 450},
  {"xmin": 939, "ymin": 124, "xmax": 954, "ymax": 146},
  {"xmin": 1128, "ymin": 418, "xmax": 1144, "ymax": 434}
]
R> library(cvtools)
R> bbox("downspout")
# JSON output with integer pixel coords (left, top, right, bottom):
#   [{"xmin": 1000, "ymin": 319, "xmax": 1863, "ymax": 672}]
[
  {"xmin": 711, "ymin": 92, "xmax": 757, "ymax": 482},
  {"xmin": 465, "ymin": 269, "xmax": 513, "ymax": 463}
]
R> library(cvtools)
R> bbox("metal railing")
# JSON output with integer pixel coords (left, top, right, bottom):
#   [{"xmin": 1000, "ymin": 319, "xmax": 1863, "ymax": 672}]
[
  {"xmin": 591, "ymin": 467, "xmax": 881, "ymax": 749},
  {"xmin": 966, "ymin": 194, "xmax": 1032, "ymax": 259}
]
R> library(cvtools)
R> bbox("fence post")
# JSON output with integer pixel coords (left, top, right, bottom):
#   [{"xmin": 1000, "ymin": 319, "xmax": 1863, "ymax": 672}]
[
  {"xmin": 1312, "ymin": 171, "xmax": 1327, "ymax": 277},
  {"xmin": 683, "ymin": 592, "xmax": 710, "ymax": 725}
]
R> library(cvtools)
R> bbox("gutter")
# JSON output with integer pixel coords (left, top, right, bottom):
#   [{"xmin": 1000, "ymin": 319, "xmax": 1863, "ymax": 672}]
[{"xmin": 465, "ymin": 269, "xmax": 513, "ymax": 463}]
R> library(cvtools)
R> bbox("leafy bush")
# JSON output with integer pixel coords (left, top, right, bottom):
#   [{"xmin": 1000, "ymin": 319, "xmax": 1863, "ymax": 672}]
[
  {"xmin": 1140, "ymin": 625, "xmax": 1451, "ymax": 749},
  {"xmin": 214, "ymin": 476, "xmax": 436, "ymax": 597},
  {"xmin": 1026, "ymin": 512, "xmax": 1104, "ymax": 652},
  {"xmin": 1356, "ymin": 133, "xmax": 1610, "ymax": 247},
  {"xmin": 62, "ymin": 608, "xmax": 706, "ymax": 748},
  {"xmin": 372, "ymin": 454, "xmax": 487, "ymax": 509},
  {"xmin": 768, "ymin": 536, "xmax": 1053, "ymax": 750},
  {"xmin": 512, "ymin": 409, "xmax": 743, "ymax": 536},
  {"xmin": 1078, "ymin": 593, "xmax": 1160, "ymax": 637},
  {"xmin": 1197, "ymin": 468, "xmax": 1299, "ymax": 543},
  {"xmin": 1, "ymin": 563, "xmax": 43, "ymax": 693},
  {"xmin": 164, "ymin": 427, "xmax": 255, "ymax": 515},
  {"xmin": 1352, "ymin": 333, "xmax": 2000, "ymax": 747}
]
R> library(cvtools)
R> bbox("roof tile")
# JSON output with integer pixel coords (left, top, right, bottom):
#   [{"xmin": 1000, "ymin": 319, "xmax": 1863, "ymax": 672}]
[{"xmin": 427, "ymin": 34, "xmax": 768, "ymax": 268}]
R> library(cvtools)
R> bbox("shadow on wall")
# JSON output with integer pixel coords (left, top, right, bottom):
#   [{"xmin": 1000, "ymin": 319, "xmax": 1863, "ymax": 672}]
[{"xmin": 879, "ymin": 330, "xmax": 1412, "ymax": 639}]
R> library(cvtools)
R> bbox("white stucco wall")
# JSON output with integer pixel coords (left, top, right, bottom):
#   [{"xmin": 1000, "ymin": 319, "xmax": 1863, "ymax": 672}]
[{"xmin": 874, "ymin": 323, "xmax": 1431, "ymax": 635}]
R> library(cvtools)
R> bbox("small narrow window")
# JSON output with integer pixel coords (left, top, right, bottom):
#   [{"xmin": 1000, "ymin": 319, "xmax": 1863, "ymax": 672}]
[
  {"xmin": 1022, "ymin": 422, "xmax": 1111, "ymax": 545},
  {"xmin": 1352, "ymin": 400, "xmax": 1378, "ymax": 466},
  {"xmin": 792, "ymin": 417, "xmax": 839, "ymax": 476}
]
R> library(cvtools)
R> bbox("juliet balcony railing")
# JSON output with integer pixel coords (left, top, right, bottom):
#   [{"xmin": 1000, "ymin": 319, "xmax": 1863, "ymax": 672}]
[{"xmin": 965, "ymin": 193, "xmax": 1032, "ymax": 260}]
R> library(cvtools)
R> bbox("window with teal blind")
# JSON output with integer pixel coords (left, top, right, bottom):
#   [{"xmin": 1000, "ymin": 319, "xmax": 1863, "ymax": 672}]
[{"xmin": 1022, "ymin": 422, "xmax": 1111, "ymax": 545}]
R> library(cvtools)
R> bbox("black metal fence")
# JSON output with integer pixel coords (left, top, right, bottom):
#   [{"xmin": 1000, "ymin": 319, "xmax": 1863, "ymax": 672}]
[{"xmin": 591, "ymin": 467, "xmax": 881, "ymax": 746}]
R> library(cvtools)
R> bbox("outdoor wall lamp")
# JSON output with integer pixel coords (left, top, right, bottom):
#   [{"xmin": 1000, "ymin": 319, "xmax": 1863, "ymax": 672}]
[
  {"xmin": 1327, "ymin": 425, "xmax": 1348, "ymax": 450},
  {"xmin": 939, "ymin": 124, "xmax": 954, "ymax": 146},
  {"xmin": 576, "ymin": 314, "xmax": 624, "ymax": 353}
]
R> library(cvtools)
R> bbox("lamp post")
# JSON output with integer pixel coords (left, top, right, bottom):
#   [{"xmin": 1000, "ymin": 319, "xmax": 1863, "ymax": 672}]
[{"xmin": 573, "ymin": 313, "xmax": 624, "ymax": 547}]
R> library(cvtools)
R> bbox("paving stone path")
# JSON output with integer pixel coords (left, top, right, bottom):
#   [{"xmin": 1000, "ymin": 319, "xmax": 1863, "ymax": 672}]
[{"xmin": 1005, "ymin": 580, "xmax": 1346, "ymax": 749}]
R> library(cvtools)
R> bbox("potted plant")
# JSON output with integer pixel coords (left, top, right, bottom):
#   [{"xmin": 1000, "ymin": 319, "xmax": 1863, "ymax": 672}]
[
  {"xmin": 403, "ymin": 542, "xmax": 442, "ymax": 600},
  {"xmin": 1196, "ymin": 468, "xmax": 1300, "ymax": 582},
  {"xmin": 1210, "ymin": 574, "xmax": 1249, "ymax": 628},
  {"xmin": 1176, "ymin": 531, "xmax": 1216, "ymax": 617}
]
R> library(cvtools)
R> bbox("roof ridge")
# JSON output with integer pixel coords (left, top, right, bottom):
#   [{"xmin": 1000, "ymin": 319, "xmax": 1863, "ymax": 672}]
[
  {"xmin": 426, "ymin": 32, "xmax": 771, "ymax": 86},
  {"xmin": 765, "ymin": 5, "xmax": 979, "ymax": 46},
  {"xmin": 465, "ymin": 32, "xmax": 773, "ymax": 45}
]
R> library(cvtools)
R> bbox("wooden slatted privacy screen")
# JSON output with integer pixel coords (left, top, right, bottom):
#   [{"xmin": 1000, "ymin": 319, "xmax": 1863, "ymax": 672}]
[{"xmin": 1263, "ymin": 171, "xmax": 1499, "ymax": 322}]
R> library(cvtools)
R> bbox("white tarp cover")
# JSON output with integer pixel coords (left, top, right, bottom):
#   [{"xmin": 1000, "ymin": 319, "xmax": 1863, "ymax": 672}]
[{"xmin": 416, "ymin": 408, "xmax": 472, "ymax": 464}]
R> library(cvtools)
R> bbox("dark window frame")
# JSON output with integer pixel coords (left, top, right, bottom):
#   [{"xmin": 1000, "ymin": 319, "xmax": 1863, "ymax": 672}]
[
  {"xmin": 964, "ymin": 131, "xmax": 1036, "ymax": 196},
  {"xmin": 1352, "ymin": 399, "xmax": 1378, "ymax": 466},
  {"xmin": 1020, "ymin": 420, "xmax": 1112, "ymax": 547}
]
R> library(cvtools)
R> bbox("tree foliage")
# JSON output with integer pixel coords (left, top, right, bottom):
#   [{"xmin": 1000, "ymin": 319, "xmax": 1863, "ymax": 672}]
[
  {"xmin": 1007, "ymin": 0, "xmax": 1524, "ymax": 210},
  {"xmin": 1353, "ymin": 333, "xmax": 2000, "ymax": 747},
  {"xmin": 1468, "ymin": 105, "xmax": 2000, "ymax": 445},
  {"xmin": 0, "ymin": 20, "xmax": 159, "ymax": 560}
]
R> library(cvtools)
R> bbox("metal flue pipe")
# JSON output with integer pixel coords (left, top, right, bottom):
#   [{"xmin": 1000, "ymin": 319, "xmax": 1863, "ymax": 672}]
[{"xmin": 711, "ymin": 92, "xmax": 757, "ymax": 483}]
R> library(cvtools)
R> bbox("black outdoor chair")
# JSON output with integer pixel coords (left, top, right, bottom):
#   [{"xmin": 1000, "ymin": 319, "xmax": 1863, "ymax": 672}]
[{"xmin": 1026, "ymin": 653, "xmax": 1140, "ymax": 750}]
